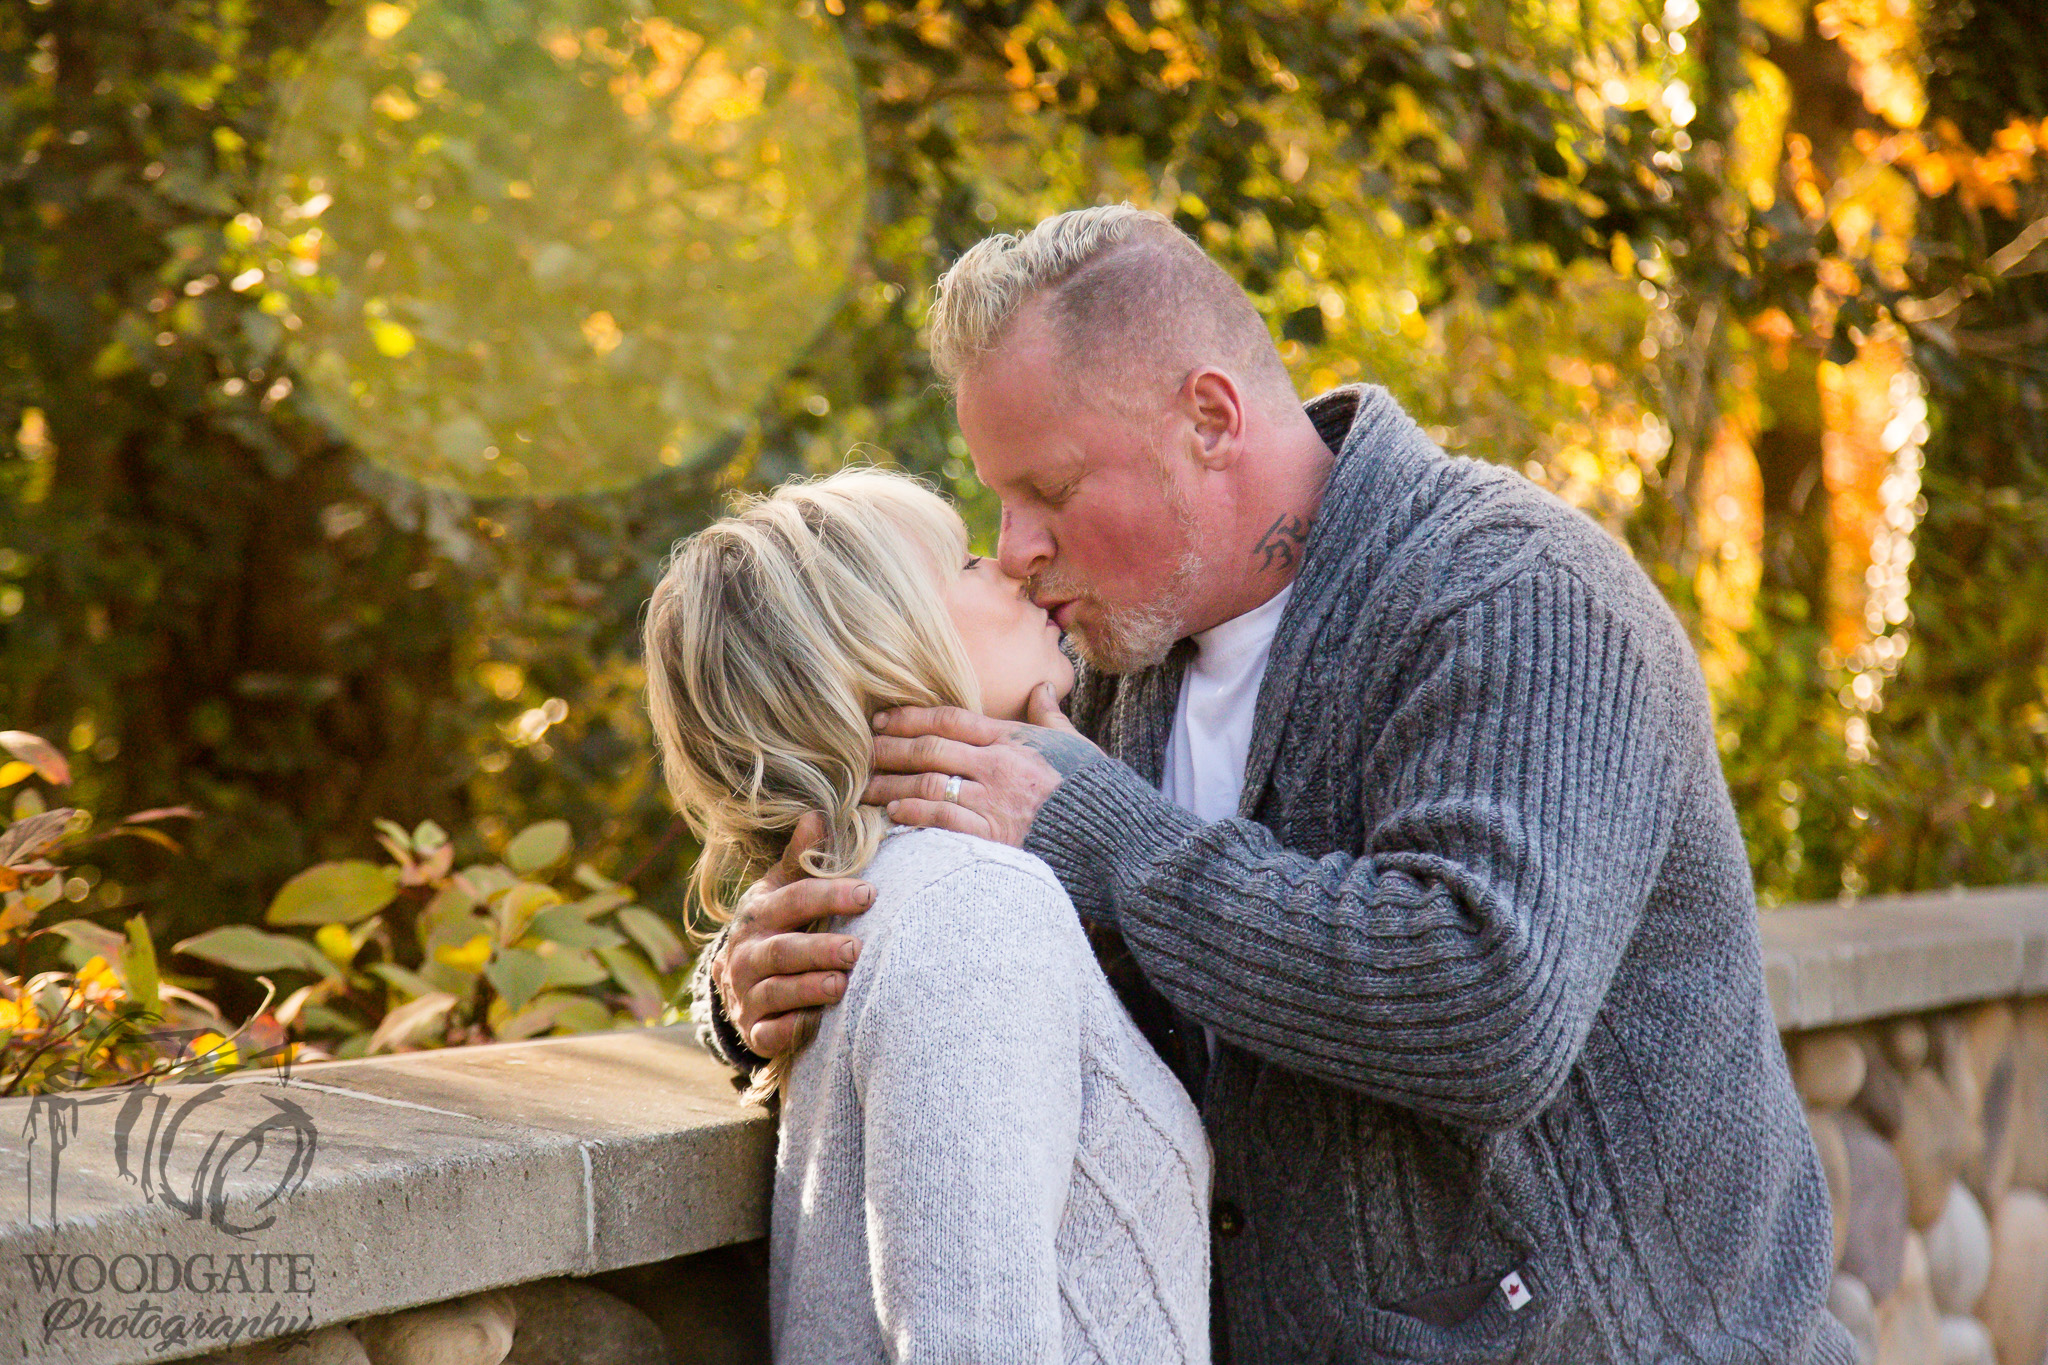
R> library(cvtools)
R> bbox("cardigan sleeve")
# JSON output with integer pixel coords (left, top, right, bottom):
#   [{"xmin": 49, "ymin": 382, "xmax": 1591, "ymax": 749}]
[
  {"xmin": 687, "ymin": 922, "xmax": 771, "ymax": 1076},
  {"xmin": 1023, "ymin": 567, "xmax": 1681, "ymax": 1133},
  {"xmin": 847, "ymin": 862, "xmax": 1080, "ymax": 1364}
]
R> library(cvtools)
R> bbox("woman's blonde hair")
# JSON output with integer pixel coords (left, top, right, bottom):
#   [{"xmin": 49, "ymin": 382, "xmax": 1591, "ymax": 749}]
[{"xmin": 643, "ymin": 466, "xmax": 981, "ymax": 1099}]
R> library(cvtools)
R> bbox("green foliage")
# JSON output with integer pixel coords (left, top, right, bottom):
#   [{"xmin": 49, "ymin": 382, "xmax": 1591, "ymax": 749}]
[
  {"xmin": 0, "ymin": 726, "xmax": 262, "ymax": 1094},
  {"xmin": 174, "ymin": 814, "xmax": 687, "ymax": 1058},
  {"xmin": 0, "ymin": 0, "xmax": 2039, "ymax": 960}
]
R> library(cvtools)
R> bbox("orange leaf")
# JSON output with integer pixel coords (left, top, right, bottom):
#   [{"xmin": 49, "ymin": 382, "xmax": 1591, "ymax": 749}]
[
  {"xmin": 122, "ymin": 806, "xmax": 199, "ymax": 825},
  {"xmin": 106, "ymin": 825, "xmax": 183, "ymax": 854},
  {"xmin": 0, "ymin": 732, "xmax": 69, "ymax": 787}
]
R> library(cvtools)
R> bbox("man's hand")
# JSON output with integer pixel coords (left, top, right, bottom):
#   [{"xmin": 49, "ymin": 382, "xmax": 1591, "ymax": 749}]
[
  {"xmin": 714, "ymin": 812, "xmax": 875, "ymax": 1057},
  {"xmin": 862, "ymin": 683, "xmax": 1102, "ymax": 846}
]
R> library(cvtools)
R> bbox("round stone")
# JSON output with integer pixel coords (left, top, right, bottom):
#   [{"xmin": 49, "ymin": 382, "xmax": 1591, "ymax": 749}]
[
  {"xmin": 209, "ymin": 1327, "xmax": 371, "ymax": 1365},
  {"xmin": 1795, "ymin": 1031, "xmax": 1870, "ymax": 1111},
  {"xmin": 1840, "ymin": 1111, "xmax": 1911, "ymax": 1301},
  {"xmin": 1856, "ymin": 1042, "xmax": 1906, "ymax": 1140},
  {"xmin": 1811, "ymin": 1107, "xmax": 1852, "ymax": 1269},
  {"xmin": 1876, "ymin": 1233, "xmax": 1941, "ymax": 1365},
  {"xmin": 1924, "ymin": 1180, "xmax": 1992, "ymax": 1316},
  {"xmin": 1897, "ymin": 1067, "xmax": 1973, "ymax": 1230},
  {"xmin": 1937, "ymin": 1315, "xmax": 1993, "ymax": 1365},
  {"xmin": 1885, "ymin": 1019, "xmax": 1930, "ymax": 1073},
  {"xmin": 1933, "ymin": 1018, "xmax": 1983, "ymax": 1127},
  {"xmin": 1959, "ymin": 1004, "xmax": 2015, "ymax": 1102},
  {"xmin": 1833, "ymin": 1273, "xmax": 1880, "ymax": 1365},
  {"xmin": 2010, "ymin": 1011, "xmax": 2048, "ymax": 1193},
  {"xmin": 503, "ymin": 1280, "xmax": 666, "ymax": 1365},
  {"xmin": 1981, "ymin": 1188, "xmax": 2048, "ymax": 1365},
  {"xmin": 352, "ymin": 1291, "xmax": 517, "ymax": 1365}
]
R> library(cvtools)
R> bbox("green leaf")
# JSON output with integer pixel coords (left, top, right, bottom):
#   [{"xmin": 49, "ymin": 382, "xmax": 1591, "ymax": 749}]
[
  {"xmin": 23, "ymin": 872, "xmax": 65, "ymax": 914},
  {"xmin": 417, "ymin": 882, "xmax": 481, "ymax": 949},
  {"xmin": 615, "ymin": 905, "xmax": 688, "ymax": 972},
  {"xmin": 527, "ymin": 903, "xmax": 626, "ymax": 952},
  {"xmin": 46, "ymin": 918, "xmax": 127, "ymax": 964},
  {"xmin": 550, "ymin": 996, "xmax": 614, "ymax": 1034},
  {"xmin": 367, "ymin": 961, "xmax": 442, "ymax": 1001},
  {"xmin": 365, "ymin": 990, "xmax": 456, "ymax": 1054},
  {"xmin": 535, "ymin": 943, "xmax": 609, "ymax": 990},
  {"xmin": 597, "ymin": 944, "xmax": 668, "ymax": 1021},
  {"xmin": 496, "ymin": 993, "xmax": 575, "ymax": 1042},
  {"xmin": 372, "ymin": 818, "xmax": 413, "ymax": 852},
  {"xmin": 494, "ymin": 880, "xmax": 561, "ymax": 946},
  {"xmin": 505, "ymin": 819, "xmax": 571, "ymax": 874},
  {"xmin": 121, "ymin": 914, "xmax": 160, "ymax": 1017},
  {"xmin": 568, "ymin": 888, "xmax": 632, "ymax": 917},
  {"xmin": 266, "ymin": 860, "xmax": 401, "ymax": 926},
  {"xmin": 458, "ymin": 863, "xmax": 518, "ymax": 901},
  {"xmin": 412, "ymin": 819, "xmax": 448, "ymax": 854},
  {"xmin": 174, "ymin": 924, "xmax": 339, "ymax": 980},
  {"xmin": 485, "ymin": 947, "xmax": 547, "ymax": 1013}
]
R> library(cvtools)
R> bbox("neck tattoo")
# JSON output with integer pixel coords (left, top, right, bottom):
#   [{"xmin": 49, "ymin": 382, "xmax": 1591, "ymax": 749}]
[{"xmin": 1252, "ymin": 513, "xmax": 1311, "ymax": 572}]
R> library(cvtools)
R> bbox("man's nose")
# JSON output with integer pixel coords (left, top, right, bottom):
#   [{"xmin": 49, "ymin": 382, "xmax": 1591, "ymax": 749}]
[{"xmin": 996, "ymin": 506, "xmax": 1053, "ymax": 582}]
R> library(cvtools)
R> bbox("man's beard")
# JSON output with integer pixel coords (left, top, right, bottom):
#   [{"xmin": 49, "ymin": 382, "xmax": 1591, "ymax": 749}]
[{"xmin": 1030, "ymin": 547, "xmax": 1203, "ymax": 675}]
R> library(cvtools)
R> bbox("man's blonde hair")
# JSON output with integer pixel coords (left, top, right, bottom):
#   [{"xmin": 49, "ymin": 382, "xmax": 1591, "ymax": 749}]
[
  {"xmin": 926, "ymin": 203, "xmax": 1292, "ymax": 403},
  {"xmin": 642, "ymin": 467, "xmax": 980, "ymax": 1099}
]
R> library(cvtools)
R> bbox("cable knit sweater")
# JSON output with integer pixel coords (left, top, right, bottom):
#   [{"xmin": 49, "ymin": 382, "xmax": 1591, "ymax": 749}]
[
  {"xmin": 1016, "ymin": 385, "xmax": 1855, "ymax": 1364},
  {"xmin": 768, "ymin": 825, "xmax": 1211, "ymax": 1365}
]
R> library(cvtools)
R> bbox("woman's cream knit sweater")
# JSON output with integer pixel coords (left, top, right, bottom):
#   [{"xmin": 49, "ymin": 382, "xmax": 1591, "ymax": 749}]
[{"xmin": 768, "ymin": 825, "xmax": 1211, "ymax": 1364}]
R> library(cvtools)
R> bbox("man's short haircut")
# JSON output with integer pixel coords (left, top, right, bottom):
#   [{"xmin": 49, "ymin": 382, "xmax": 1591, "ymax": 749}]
[{"xmin": 927, "ymin": 204, "xmax": 1294, "ymax": 408}]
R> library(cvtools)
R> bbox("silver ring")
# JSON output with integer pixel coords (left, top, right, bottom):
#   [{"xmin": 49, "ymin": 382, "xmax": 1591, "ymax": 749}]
[{"xmin": 942, "ymin": 774, "xmax": 964, "ymax": 804}]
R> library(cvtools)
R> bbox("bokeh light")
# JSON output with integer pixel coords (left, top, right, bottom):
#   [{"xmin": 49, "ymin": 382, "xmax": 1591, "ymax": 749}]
[{"xmin": 262, "ymin": 0, "xmax": 864, "ymax": 497}]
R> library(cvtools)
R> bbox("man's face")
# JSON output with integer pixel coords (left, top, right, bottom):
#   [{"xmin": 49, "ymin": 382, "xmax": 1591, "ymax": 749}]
[{"xmin": 956, "ymin": 316, "xmax": 1204, "ymax": 675}]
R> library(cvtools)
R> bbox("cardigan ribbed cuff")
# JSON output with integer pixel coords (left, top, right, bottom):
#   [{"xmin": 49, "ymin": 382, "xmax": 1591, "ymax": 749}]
[
  {"xmin": 1022, "ymin": 754, "xmax": 1204, "ymax": 929},
  {"xmin": 688, "ymin": 922, "xmax": 771, "ymax": 1077}
]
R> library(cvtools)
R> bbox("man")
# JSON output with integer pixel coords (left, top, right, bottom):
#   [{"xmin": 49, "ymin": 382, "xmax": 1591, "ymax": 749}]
[{"xmin": 696, "ymin": 206, "xmax": 1853, "ymax": 1363}]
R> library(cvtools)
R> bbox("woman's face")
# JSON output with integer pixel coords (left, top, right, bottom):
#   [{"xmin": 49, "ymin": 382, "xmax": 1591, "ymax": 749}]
[{"xmin": 943, "ymin": 544, "xmax": 1077, "ymax": 722}]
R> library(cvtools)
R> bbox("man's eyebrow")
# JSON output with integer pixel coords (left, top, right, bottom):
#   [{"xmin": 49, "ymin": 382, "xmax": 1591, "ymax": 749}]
[{"xmin": 1030, "ymin": 462, "xmax": 1084, "ymax": 502}]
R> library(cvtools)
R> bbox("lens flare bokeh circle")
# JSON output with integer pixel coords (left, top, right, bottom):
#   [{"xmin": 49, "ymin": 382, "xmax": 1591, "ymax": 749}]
[{"xmin": 265, "ymin": 0, "xmax": 864, "ymax": 497}]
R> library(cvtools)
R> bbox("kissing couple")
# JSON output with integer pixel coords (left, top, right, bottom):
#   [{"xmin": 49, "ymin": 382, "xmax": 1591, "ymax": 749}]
[{"xmin": 646, "ymin": 206, "xmax": 1856, "ymax": 1364}]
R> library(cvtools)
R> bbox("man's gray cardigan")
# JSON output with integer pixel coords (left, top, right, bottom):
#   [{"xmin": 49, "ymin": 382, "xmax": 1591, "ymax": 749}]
[
  {"xmin": 1021, "ymin": 386, "xmax": 1853, "ymax": 1363},
  {"xmin": 698, "ymin": 384, "xmax": 1855, "ymax": 1363}
]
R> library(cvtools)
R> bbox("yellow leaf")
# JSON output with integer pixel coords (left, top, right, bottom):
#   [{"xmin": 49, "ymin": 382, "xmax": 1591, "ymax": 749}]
[
  {"xmin": 188, "ymin": 1031, "xmax": 239, "ymax": 1071},
  {"xmin": 78, "ymin": 955, "xmax": 122, "ymax": 994},
  {"xmin": 434, "ymin": 932, "xmax": 492, "ymax": 974},
  {"xmin": 315, "ymin": 923, "xmax": 358, "ymax": 965},
  {"xmin": 0, "ymin": 762, "xmax": 32, "ymax": 788}
]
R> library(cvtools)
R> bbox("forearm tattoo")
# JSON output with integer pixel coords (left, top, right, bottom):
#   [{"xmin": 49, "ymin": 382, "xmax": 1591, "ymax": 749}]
[
  {"xmin": 1253, "ymin": 513, "xmax": 1311, "ymax": 571},
  {"xmin": 1017, "ymin": 725, "xmax": 1103, "ymax": 777}
]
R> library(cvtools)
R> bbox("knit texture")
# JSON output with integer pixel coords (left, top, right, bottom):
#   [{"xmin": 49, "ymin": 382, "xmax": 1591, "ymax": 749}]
[
  {"xmin": 1023, "ymin": 385, "xmax": 1857, "ymax": 1364},
  {"xmin": 768, "ymin": 825, "xmax": 1211, "ymax": 1365}
]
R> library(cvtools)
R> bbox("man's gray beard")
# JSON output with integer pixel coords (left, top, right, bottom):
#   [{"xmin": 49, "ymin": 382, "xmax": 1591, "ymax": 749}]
[{"xmin": 1054, "ymin": 548, "xmax": 1203, "ymax": 675}]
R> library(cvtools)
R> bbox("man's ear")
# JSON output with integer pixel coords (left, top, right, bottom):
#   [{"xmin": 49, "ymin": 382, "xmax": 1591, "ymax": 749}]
[{"xmin": 1183, "ymin": 368, "xmax": 1244, "ymax": 471}]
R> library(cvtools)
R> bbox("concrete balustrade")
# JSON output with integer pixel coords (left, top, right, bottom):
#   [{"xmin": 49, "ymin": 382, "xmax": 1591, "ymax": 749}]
[{"xmin": 4, "ymin": 882, "xmax": 2045, "ymax": 1365}]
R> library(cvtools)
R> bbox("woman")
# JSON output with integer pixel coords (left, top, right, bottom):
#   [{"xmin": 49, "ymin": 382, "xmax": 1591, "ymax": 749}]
[{"xmin": 643, "ymin": 467, "xmax": 1211, "ymax": 1363}]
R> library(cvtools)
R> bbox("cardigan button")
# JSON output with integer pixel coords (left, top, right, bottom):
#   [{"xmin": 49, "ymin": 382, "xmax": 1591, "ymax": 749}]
[{"xmin": 1213, "ymin": 1201, "xmax": 1245, "ymax": 1238}]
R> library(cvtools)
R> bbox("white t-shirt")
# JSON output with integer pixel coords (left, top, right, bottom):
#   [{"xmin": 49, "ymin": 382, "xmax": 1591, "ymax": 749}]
[
  {"xmin": 1161, "ymin": 584, "xmax": 1292, "ymax": 1068},
  {"xmin": 1162, "ymin": 584, "xmax": 1293, "ymax": 823}
]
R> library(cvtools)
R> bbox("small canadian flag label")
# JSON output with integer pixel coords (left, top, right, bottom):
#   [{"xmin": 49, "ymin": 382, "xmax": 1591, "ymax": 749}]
[{"xmin": 1500, "ymin": 1270, "xmax": 1533, "ymax": 1312}]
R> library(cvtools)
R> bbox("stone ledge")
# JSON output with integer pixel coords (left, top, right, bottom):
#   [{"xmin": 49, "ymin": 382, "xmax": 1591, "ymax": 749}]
[
  {"xmin": 7, "ymin": 883, "xmax": 2048, "ymax": 1364},
  {"xmin": 0, "ymin": 1026, "xmax": 774, "ymax": 1365},
  {"xmin": 1762, "ymin": 883, "xmax": 2048, "ymax": 1031}
]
